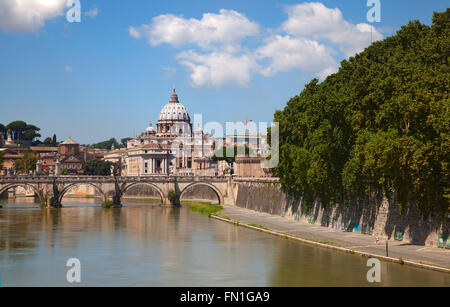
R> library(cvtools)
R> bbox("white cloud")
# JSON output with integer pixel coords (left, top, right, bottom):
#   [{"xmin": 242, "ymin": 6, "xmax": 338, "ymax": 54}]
[
  {"xmin": 0, "ymin": 0, "xmax": 66, "ymax": 32},
  {"xmin": 130, "ymin": 3, "xmax": 383, "ymax": 88},
  {"xmin": 163, "ymin": 67, "xmax": 176, "ymax": 79},
  {"xmin": 85, "ymin": 7, "xmax": 99, "ymax": 18},
  {"xmin": 64, "ymin": 65, "xmax": 72, "ymax": 73},
  {"xmin": 176, "ymin": 50, "xmax": 259, "ymax": 88},
  {"xmin": 129, "ymin": 26, "xmax": 141, "ymax": 39},
  {"xmin": 129, "ymin": 9, "xmax": 260, "ymax": 50},
  {"xmin": 282, "ymin": 2, "xmax": 383, "ymax": 56},
  {"xmin": 256, "ymin": 35, "xmax": 338, "ymax": 79}
]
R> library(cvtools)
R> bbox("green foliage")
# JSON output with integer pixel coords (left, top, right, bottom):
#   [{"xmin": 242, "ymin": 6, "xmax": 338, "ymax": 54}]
[
  {"xmin": 168, "ymin": 191, "xmax": 179, "ymax": 204},
  {"xmin": 0, "ymin": 151, "xmax": 4, "ymax": 170},
  {"xmin": 14, "ymin": 150, "xmax": 37, "ymax": 174},
  {"xmin": 211, "ymin": 146, "xmax": 253, "ymax": 163},
  {"xmin": 61, "ymin": 168, "xmax": 68, "ymax": 175},
  {"xmin": 102, "ymin": 200, "xmax": 114, "ymax": 208},
  {"xmin": 83, "ymin": 158, "xmax": 113, "ymax": 176},
  {"xmin": 5, "ymin": 121, "xmax": 41, "ymax": 142},
  {"xmin": 121, "ymin": 137, "xmax": 132, "ymax": 147},
  {"xmin": 274, "ymin": 10, "xmax": 449, "ymax": 217},
  {"xmin": 43, "ymin": 137, "xmax": 53, "ymax": 146},
  {"xmin": 184, "ymin": 201, "xmax": 223, "ymax": 215},
  {"xmin": 91, "ymin": 138, "xmax": 120, "ymax": 150}
]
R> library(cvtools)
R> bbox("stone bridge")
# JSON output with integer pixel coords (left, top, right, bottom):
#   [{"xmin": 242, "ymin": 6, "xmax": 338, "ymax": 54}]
[{"xmin": 0, "ymin": 176, "xmax": 236, "ymax": 207}]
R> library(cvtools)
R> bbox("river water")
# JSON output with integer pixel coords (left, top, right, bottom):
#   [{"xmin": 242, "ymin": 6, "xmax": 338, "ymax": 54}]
[{"xmin": 0, "ymin": 198, "xmax": 448, "ymax": 287}]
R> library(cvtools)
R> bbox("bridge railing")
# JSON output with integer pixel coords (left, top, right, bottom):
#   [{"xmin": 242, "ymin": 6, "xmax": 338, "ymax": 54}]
[{"xmin": 0, "ymin": 175, "xmax": 231, "ymax": 183}]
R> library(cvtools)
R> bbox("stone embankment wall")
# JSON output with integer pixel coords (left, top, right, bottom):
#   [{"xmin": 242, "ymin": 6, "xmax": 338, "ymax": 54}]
[{"xmin": 234, "ymin": 179, "xmax": 449, "ymax": 247}]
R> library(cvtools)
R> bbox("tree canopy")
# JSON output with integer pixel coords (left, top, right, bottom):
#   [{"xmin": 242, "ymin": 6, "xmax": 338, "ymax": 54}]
[
  {"xmin": 91, "ymin": 138, "xmax": 120, "ymax": 150},
  {"xmin": 273, "ymin": 9, "xmax": 449, "ymax": 218},
  {"xmin": 0, "ymin": 120, "xmax": 41, "ymax": 142},
  {"xmin": 83, "ymin": 159, "xmax": 113, "ymax": 176},
  {"xmin": 14, "ymin": 150, "xmax": 37, "ymax": 174},
  {"xmin": 0, "ymin": 151, "xmax": 4, "ymax": 170},
  {"xmin": 121, "ymin": 137, "xmax": 132, "ymax": 147},
  {"xmin": 212, "ymin": 146, "xmax": 254, "ymax": 163}
]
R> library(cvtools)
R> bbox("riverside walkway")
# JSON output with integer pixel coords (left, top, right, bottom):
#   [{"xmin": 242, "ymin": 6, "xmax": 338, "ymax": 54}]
[{"xmin": 215, "ymin": 205, "xmax": 450, "ymax": 272}]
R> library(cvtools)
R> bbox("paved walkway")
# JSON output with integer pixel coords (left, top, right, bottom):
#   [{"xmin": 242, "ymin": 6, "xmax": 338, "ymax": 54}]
[{"xmin": 217, "ymin": 205, "xmax": 450, "ymax": 270}]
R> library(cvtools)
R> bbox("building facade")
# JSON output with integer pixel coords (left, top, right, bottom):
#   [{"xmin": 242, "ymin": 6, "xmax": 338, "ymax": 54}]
[{"xmin": 118, "ymin": 89, "xmax": 218, "ymax": 176}]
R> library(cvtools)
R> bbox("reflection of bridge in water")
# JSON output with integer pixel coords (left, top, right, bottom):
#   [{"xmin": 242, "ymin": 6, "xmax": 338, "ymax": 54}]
[{"xmin": 0, "ymin": 176, "xmax": 235, "ymax": 207}]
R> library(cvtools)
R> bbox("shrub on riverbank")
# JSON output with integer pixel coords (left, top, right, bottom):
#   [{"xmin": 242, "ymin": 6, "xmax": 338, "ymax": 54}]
[
  {"xmin": 102, "ymin": 200, "xmax": 114, "ymax": 208},
  {"xmin": 168, "ymin": 191, "xmax": 179, "ymax": 205}
]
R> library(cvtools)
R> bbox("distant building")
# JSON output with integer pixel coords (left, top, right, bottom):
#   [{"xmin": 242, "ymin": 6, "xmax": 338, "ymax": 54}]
[
  {"xmin": 103, "ymin": 148, "xmax": 128, "ymax": 175},
  {"xmin": 0, "ymin": 148, "xmax": 22, "ymax": 175},
  {"xmin": 234, "ymin": 156, "xmax": 273, "ymax": 178},
  {"xmin": 58, "ymin": 138, "xmax": 86, "ymax": 174},
  {"xmin": 30, "ymin": 146, "xmax": 58, "ymax": 175},
  {"xmin": 121, "ymin": 89, "xmax": 217, "ymax": 176},
  {"xmin": 224, "ymin": 133, "xmax": 269, "ymax": 157}
]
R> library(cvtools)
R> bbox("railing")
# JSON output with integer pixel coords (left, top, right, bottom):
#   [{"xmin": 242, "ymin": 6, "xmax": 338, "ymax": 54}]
[{"xmin": 0, "ymin": 175, "xmax": 231, "ymax": 183}]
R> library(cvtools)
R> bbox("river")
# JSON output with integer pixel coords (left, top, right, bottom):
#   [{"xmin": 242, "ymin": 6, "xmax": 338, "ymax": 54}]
[{"xmin": 0, "ymin": 198, "xmax": 448, "ymax": 287}]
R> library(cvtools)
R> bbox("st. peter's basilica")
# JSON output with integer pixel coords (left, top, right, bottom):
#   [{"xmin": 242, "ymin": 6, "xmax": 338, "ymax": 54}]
[{"xmin": 106, "ymin": 89, "xmax": 218, "ymax": 176}]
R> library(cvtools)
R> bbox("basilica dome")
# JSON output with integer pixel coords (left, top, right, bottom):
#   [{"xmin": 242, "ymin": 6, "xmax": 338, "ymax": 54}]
[{"xmin": 158, "ymin": 89, "xmax": 191, "ymax": 123}]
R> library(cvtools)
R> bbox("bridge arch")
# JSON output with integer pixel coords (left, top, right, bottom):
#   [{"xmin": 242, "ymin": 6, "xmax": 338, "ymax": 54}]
[
  {"xmin": 121, "ymin": 182, "xmax": 165, "ymax": 204},
  {"xmin": 0, "ymin": 183, "xmax": 43, "ymax": 203},
  {"xmin": 58, "ymin": 183, "xmax": 106, "ymax": 203},
  {"xmin": 179, "ymin": 182, "xmax": 224, "ymax": 205}
]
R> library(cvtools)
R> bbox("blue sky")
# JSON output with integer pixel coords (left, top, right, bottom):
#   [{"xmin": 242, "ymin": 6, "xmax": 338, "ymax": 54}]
[{"xmin": 0, "ymin": 0, "xmax": 448, "ymax": 144}]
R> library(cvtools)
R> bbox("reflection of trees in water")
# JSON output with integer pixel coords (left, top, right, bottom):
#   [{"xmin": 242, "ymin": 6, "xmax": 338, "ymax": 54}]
[
  {"xmin": 267, "ymin": 239, "xmax": 450, "ymax": 286},
  {"xmin": 267, "ymin": 240, "xmax": 370, "ymax": 287}
]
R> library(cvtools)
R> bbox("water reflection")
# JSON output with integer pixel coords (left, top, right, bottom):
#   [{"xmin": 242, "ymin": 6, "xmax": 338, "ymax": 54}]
[{"xmin": 0, "ymin": 199, "xmax": 448, "ymax": 287}]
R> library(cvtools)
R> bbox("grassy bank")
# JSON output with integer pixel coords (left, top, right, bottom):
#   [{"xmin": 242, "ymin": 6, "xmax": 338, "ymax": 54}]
[{"xmin": 181, "ymin": 200, "xmax": 223, "ymax": 215}]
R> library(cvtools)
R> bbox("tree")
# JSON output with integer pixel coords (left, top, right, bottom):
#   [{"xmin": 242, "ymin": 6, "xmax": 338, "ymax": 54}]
[
  {"xmin": 52, "ymin": 134, "xmax": 57, "ymax": 146},
  {"xmin": 211, "ymin": 146, "xmax": 253, "ymax": 163},
  {"xmin": 121, "ymin": 137, "xmax": 132, "ymax": 147},
  {"xmin": 91, "ymin": 138, "xmax": 120, "ymax": 150},
  {"xmin": 5, "ymin": 121, "xmax": 41, "ymax": 143},
  {"xmin": 0, "ymin": 123, "xmax": 5, "ymax": 140},
  {"xmin": 83, "ymin": 159, "xmax": 113, "ymax": 176},
  {"xmin": 6, "ymin": 121, "xmax": 27, "ymax": 141},
  {"xmin": 14, "ymin": 150, "xmax": 37, "ymax": 174},
  {"xmin": 43, "ymin": 137, "xmax": 53, "ymax": 146},
  {"xmin": 274, "ymin": 9, "xmax": 449, "ymax": 217},
  {"xmin": 0, "ymin": 151, "xmax": 4, "ymax": 171}
]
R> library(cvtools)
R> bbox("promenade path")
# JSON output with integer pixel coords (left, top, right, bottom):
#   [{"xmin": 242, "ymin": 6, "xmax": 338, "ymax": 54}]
[{"xmin": 217, "ymin": 205, "xmax": 450, "ymax": 270}]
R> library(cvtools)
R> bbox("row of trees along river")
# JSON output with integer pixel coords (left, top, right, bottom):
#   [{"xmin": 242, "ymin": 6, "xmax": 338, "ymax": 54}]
[{"xmin": 271, "ymin": 9, "xmax": 449, "ymax": 219}]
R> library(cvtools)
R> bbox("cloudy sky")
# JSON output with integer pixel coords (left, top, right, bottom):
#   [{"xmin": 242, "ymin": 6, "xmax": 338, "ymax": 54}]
[{"xmin": 0, "ymin": 0, "xmax": 447, "ymax": 144}]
